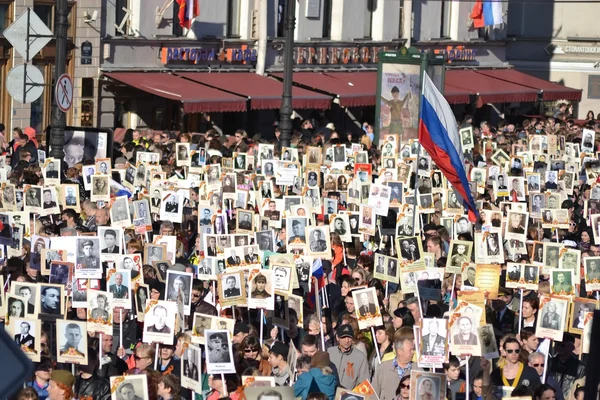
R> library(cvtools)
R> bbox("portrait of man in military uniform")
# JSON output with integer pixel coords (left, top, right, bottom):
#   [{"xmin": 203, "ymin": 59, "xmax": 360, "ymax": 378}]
[
  {"xmin": 551, "ymin": 271, "xmax": 574, "ymax": 294},
  {"xmin": 76, "ymin": 238, "xmax": 100, "ymax": 270},
  {"xmin": 541, "ymin": 301, "xmax": 562, "ymax": 330},
  {"xmin": 449, "ymin": 243, "xmax": 470, "ymax": 268},
  {"xmin": 287, "ymin": 218, "xmax": 306, "ymax": 245},
  {"xmin": 90, "ymin": 293, "xmax": 110, "ymax": 322},
  {"xmin": 586, "ymin": 259, "xmax": 600, "ymax": 281},
  {"xmin": 59, "ymin": 322, "xmax": 85, "ymax": 357},
  {"xmin": 308, "ymin": 229, "xmax": 327, "ymax": 253},
  {"xmin": 207, "ymin": 332, "xmax": 232, "ymax": 364}
]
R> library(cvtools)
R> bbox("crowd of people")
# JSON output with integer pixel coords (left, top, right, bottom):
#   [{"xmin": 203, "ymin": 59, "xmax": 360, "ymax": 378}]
[{"xmin": 0, "ymin": 105, "xmax": 599, "ymax": 400}]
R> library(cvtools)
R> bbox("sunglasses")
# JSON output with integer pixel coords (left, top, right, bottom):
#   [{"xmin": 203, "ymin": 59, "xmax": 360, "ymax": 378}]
[
  {"xmin": 505, "ymin": 349, "xmax": 520, "ymax": 354},
  {"xmin": 134, "ymin": 354, "xmax": 149, "ymax": 361},
  {"xmin": 244, "ymin": 348, "xmax": 260, "ymax": 353},
  {"xmin": 400, "ymin": 384, "xmax": 410, "ymax": 389},
  {"xmin": 353, "ymin": 277, "xmax": 361, "ymax": 282},
  {"xmin": 532, "ymin": 363, "xmax": 545, "ymax": 367}
]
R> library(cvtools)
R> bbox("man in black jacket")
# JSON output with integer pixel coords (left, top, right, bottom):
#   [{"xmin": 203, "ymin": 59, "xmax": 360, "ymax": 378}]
[
  {"xmin": 97, "ymin": 334, "xmax": 128, "ymax": 379},
  {"xmin": 11, "ymin": 133, "xmax": 37, "ymax": 168},
  {"xmin": 75, "ymin": 347, "xmax": 111, "ymax": 400}
]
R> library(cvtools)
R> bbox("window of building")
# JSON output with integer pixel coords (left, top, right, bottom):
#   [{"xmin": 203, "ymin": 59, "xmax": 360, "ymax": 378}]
[
  {"xmin": 322, "ymin": 0, "xmax": 332, "ymax": 38},
  {"xmin": 276, "ymin": 0, "xmax": 285, "ymax": 37},
  {"xmin": 115, "ymin": 0, "xmax": 129, "ymax": 36},
  {"xmin": 33, "ymin": 1, "xmax": 76, "ymax": 37},
  {"xmin": 440, "ymin": 0, "xmax": 452, "ymax": 38},
  {"xmin": 33, "ymin": 4, "xmax": 53, "ymax": 31},
  {"xmin": 364, "ymin": 0, "xmax": 377, "ymax": 39},
  {"xmin": 0, "ymin": 4, "xmax": 9, "ymax": 31},
  {"xmin": 81, "ymin": 77, "xmax": 94, "ymax": 98},
  {"xmin": 398, "ymin": 0, "xmax": 404, "ymax": 39},
  {"xmin": 227, "ymin": 0, "xmax": 241, "ymax": 37}
]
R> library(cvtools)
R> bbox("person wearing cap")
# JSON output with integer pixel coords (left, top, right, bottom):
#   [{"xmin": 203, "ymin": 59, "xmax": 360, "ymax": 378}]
[
  {"xmin": 268, "ymin": 341, "xmax": 291, "ymax": 386},
  {"xmin": 489, "ymin": 287, "xmax": 515, "ymax": 337},
  {"xmin": 26, "ymin": 357, "xmax": 53, "ymax": 399},
  {"xmin": 76, "ymin": 239, "xmax": 99, "ymax": 269},
  {"xmin": 327, "ymin": 324, "xmax": 369, "ymax": 389},
  {"xmin": 208, "ymin": 332, "xmax": 230, "ymax": 363},
  {"xmin": 232, "ymin": 322, "xmax": 250, "ymax": 344},
  {"xmin": 47, "ymin": 370, "xmax": 75, "ymax": 400},
  {"xmin": 294, "ymin": 351, "xmax": 338, "ymax": 400},
  {"xmin": 158, "ymin": 343, "xmax": 181, "ymax": 377},
  {"xmin": 288, "ymin": 219, "xmax": 306, "ymax": 244}
]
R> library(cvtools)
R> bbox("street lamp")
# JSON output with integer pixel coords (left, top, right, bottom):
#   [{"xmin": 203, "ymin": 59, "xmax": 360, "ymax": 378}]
[
  {"xmin": 278, "ymin": 0, "xmax": 296, "ymax": 148},
  {"xmin": 48, "ymin": 0, "xmax": 69, "ymax": 159}
]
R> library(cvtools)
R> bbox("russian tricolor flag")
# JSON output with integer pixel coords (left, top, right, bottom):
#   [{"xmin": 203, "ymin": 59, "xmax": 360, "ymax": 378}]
[
  {"xmin": 177, "ymin": 0, "xmax": 200, "ymax": 29},
  {"xmin": 418, "ymin": 74, "xmax": 480, "ymax": 223},
  {"xmin": 470, "ymin": 0, "xmax": 503, "ymax": 29},
  {"xmin": 307, "ymin": 259, "xmax": 326, "ymax": 309}
]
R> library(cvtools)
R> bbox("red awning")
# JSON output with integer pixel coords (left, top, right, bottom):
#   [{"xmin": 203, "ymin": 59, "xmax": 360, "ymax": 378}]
[
  {"xmin": 444, "ymin": 80, "xmax": 472, "ymax": 105},
  {"xmin": 274, "ymin": 72, "xmax": 377, "ymax": 108},
  {"xmin": 475, "ymin": 69, "xmax": 583, "ymax": 102},
  {"xmin": 445, "ymin": 70, "xmax": 539, "ymax": 107},
  {"xmin": 176, "ymin": 72, "xmax": 331, "ymax": 110},
  {"xmin": 103, "ymin": 72, "xmax": 247, "ymax": 113}
]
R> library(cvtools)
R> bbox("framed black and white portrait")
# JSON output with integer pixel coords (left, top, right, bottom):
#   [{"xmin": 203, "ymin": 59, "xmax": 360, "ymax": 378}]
[
  {"xmin": 165, "ymin": 270, "xmax": 193, "ymax": 315},
  {"xmin": 110, "ymin": 374, "xmax": 149, "ymax": 400},
  {"xmin": 218, "ymin": 271, "xmax": 246, "ymax": 308},
  {"xmin": 143, "ymin": 300, "xmax": 177, "ymax": 344},
  {"xmin": 90, "ymin": 175, "xmax": 110, "ymax": 202},
  {"xmin": 56, "ymin": 319, "xmax": 88, "ymax": 364},
  {"xmin": 306, "ymin": 226, "xmax": 331, "ymax": 257},
  {"xmin": 255, "ymin": 230, "xmax": 275, "ymax": 252},
  {"xmin": 536, "ymin": 296, "xmax": 568, "ymax": 342},
  {"xmin": 271, "ymin": 265, "xmax": 292, "ymax": 295},
  {"xmin": 10, "ymin": 317, "xmax": 41, "ymax": 362},
  {"xmin": 176, "ymin": 143, "xmax": 191, "ymax": 167},
  {"xmin": 11, "ymin": 282, "xmax": 38, "ymax": 316},
  {"xmin": 287, "ymin": 217, "xmax": 307, "ymax": 245},
  {"xmin": 39, "ymin": 284, "xmax": 64, "ymax": 319},
  {"xmin": 181, "ymin": 343, "xmax": 202, "ymax": 392},
  {"xmin": 205, "ymin": 329, "xmax": 236, "ymax": 374}
]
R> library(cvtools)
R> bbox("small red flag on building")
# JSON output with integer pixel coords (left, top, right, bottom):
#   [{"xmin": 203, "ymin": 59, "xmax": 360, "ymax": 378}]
[{"xmin": 177, "ymin": 0, "xmax": 199, "ymax": 29}]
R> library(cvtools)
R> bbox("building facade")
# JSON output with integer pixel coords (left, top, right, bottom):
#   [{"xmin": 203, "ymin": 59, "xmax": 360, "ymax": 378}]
[
  {"xmin": 2, "ymin": 0, "xmax": 591, "ymax": 136},
  {"xmin": 1, "ymin": 0, "xmax": 102, "ymax": 134},
  {"xmin": 506, "ymin": 0, "xmax": 600, "ymax": 117}
]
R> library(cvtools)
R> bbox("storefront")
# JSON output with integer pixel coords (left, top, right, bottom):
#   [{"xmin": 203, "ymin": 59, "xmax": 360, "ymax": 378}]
[
  {"xmin": 263, "ymin": 42, "xmax": 399, "ymax": 136},
  {"xmin": 417, "ymin": 43, "xmax": 583, "ymax": 121},
  {"xmin": 508, "ymin": 41, "xmax": 600, "ymax": 118},
  {"xmin": 101, "ymin": 39, "xmax": 342, "ymax": 134}
]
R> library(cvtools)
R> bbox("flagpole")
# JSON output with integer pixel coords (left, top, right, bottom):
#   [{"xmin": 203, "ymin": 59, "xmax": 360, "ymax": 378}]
[{"xmin": 412, "ymin": 51, "xmax": 429, "ymax": 234}]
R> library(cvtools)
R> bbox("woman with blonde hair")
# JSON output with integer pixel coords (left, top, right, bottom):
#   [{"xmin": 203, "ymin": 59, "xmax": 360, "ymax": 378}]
[{"xmin": 351, "ymin": 267, "xmax": 368, "ymax": 286}]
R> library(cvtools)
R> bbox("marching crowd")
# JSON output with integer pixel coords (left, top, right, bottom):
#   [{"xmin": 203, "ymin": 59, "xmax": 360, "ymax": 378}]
[{"xmin": 0, "ymin": 105, "xmax": 600, "ymax": 400}]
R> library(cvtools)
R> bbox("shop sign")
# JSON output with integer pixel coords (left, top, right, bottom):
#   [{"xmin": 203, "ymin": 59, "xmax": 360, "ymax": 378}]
[
  {"xmin": 564, "ymin": 46, "xmax": 600, "ymax": 54},
  {"xmin": 293, "ymin": 45, "xmax": 390, "ymax": 65},
  {"xmin": 81, "ymin": 40, "xmax": 92, "ymax": 65},
  {"xmin": 433, "ymin": 46, "xmax": 477, "ymax": 63},
  {"xmin": 161, "ymin": 46, "xmax": 257, "ymax": 65}
]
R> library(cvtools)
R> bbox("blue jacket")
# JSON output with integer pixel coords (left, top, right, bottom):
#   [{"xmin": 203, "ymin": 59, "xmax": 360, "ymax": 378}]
[{"xmin": 294, "ymin": 367, "xmax": 338, "ymax": 400}]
